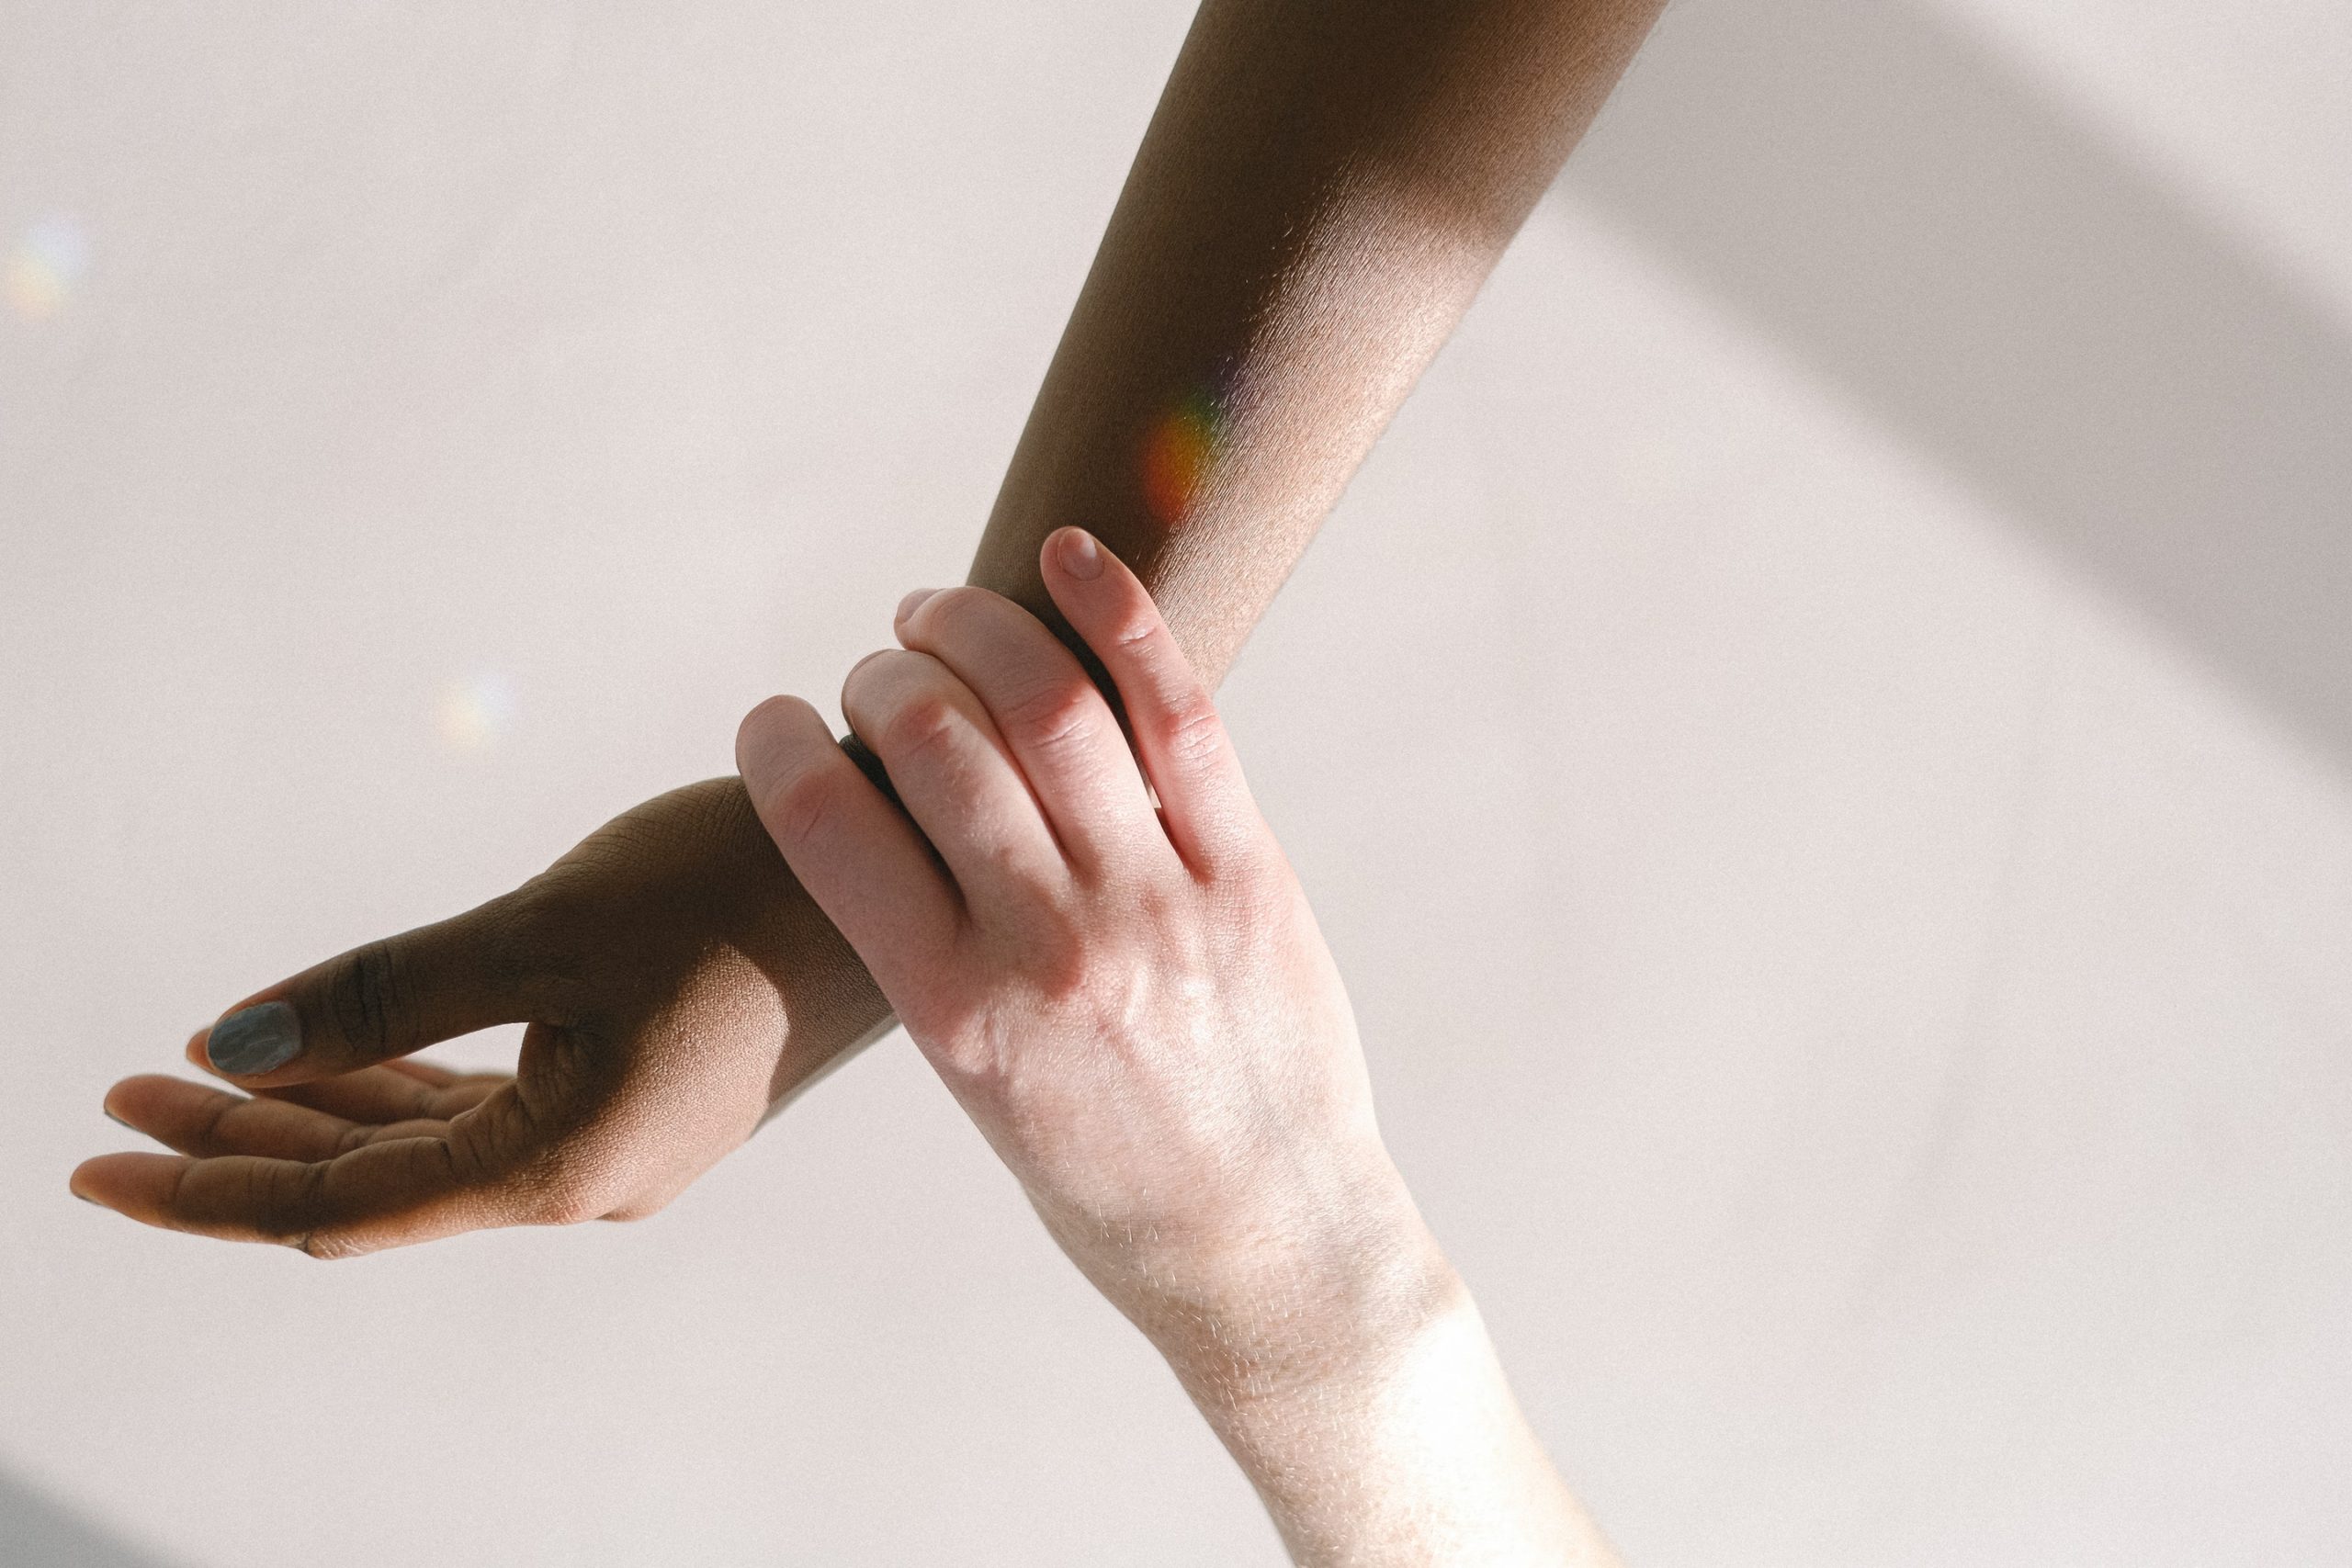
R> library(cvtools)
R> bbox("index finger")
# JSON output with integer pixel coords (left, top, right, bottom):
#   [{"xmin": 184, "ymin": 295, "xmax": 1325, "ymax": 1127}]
[{"xmin": 1037, "ymin": 528, "xmax": 1259, "ymax": 869}]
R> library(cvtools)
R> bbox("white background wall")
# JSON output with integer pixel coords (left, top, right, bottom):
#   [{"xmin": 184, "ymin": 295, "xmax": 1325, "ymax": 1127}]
[{"xmin": 3, "ymin": 2, "xmax": 2347, "ymax": 1562}]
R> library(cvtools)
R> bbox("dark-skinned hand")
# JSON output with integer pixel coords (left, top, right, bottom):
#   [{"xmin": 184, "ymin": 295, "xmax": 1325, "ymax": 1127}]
[{"xmin": 73, "ymin": 779, "xmax": 888, "ymax": 1258}]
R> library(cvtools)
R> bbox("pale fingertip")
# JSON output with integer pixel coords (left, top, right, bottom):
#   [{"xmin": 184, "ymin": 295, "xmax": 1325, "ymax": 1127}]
[
  {"xmin": 895, "ymin": 588, "xmax": 941, "ymax": 629},
  {"xmin": 1048, "ymin": 526, "xmax": 1105, "ymax": 581},
  {"xmin": 837, "ymin": 647, "xmax": 897, "ymax": 714},
  {"xmin": 735, "ymin": 694, "xmax": 815, "ymax": 790}
]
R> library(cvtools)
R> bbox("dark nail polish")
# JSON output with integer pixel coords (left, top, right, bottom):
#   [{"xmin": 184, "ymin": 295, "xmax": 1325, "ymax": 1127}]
[{"xmin": 206, "ymin": 1000, "xmax": 301, "ymax": 1077}]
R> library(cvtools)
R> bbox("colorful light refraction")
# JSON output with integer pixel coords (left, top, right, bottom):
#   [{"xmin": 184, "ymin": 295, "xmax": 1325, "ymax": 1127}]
[
  {"xmin": 1141, "ymin": 388, "xmax": 1226, "ymax": 526},
  {"xmin": 6, "ymin": 216, "xmax": 90, "ymax": 321},
  {"xmin": 437, "ymin": 671, "xmax": 515, "ymax": 750}
]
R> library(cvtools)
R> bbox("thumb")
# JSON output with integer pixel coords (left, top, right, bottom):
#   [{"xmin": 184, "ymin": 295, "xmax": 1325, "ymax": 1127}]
[{"xmin": 193, "ymin": 894, "xmax": 540, "ymax": 1085}]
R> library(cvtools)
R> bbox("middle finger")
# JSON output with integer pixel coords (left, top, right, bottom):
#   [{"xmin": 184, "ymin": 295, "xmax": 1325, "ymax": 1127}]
[
  {"xmin": 103, "ymin": 1074, "xmax": 447, "ymax": 1163},
  {"xmin": 841, "ymin": 648, "xmax": 1069, "ymax": 908},
  {"xmin": 895, "ymin": 586, "xmax": 1160, "ymax": 874}
]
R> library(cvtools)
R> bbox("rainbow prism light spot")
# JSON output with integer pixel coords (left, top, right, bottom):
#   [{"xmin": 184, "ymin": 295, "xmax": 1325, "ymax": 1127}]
[
  {"xmin": 1141, "ymin": 386, "xmax": 1227, "ymax": 526},
  {"xmin": 438, "ymin": 671, "xmax": 516, "ymax": 750},
  {"xmin": 6, "ymin": 215, "xmax": 90, "ymax": 321}
]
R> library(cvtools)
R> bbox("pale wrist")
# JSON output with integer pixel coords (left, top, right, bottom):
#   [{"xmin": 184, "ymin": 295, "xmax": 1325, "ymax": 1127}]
[
  {"xmin": 1145, "ymin": 1171, "xmax": 1464, "ymax": 1417},
  {"xmin": 1186, "ymin": 1276, "xmax": 1611, "ymax": 1567}
]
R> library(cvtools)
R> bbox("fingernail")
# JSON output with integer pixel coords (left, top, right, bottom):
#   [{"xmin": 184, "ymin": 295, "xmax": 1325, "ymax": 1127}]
[
  {"xmin": 73, "ymin": 1190, "xmax": 104, "ymax": 1208},
  {"xmin": 206, "ymin": 1000, "xmax": 301, "ymax": 1077},
  {"xmin": 1057, "ymin": 528, "xmax": 1102, "ymax": 581},
  {"xmin": 103, "ymin": 1106, "xmax": 131, "ymax": 1131},
  {"xmin": 896, "ymin": 588, "xmax": 938, "ymax": 626}
]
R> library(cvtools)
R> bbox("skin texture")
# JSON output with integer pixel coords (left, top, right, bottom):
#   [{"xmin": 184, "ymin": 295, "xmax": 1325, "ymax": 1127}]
[
  {"xmin": 740, "ymin": 530, "xmax": 1618, "ymax": 1564},
  {"xmin": 74, "ymin": 0, "xmax": 1668, "ymax": 1258},
  {"xmin": 81, "ymin": 781, "xmax": 889, "ymax": 1252},
  {"xmin": 976, "ymin": 0, "xmax": 1668, "ymax": 675}
]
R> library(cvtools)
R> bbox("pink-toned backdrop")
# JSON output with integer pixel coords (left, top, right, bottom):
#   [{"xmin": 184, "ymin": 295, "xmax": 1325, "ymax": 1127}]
[{"xmin": 6, "ymin": 1, "xmax": 2348, "ymax": 1562}]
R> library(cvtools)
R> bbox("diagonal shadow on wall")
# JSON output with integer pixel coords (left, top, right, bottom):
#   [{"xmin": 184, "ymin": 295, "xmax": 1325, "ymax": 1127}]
[
  {"xmin": 0, "ymin": 1471, "xmax": 183, "ymax": 1568},
  {"xmin": 1558, "ymin": 0, "xmax": 2352, "ymax": 768}
]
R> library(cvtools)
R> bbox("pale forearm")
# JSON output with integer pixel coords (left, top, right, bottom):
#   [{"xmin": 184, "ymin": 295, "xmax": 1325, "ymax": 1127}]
[
  {"xmin": 1149, "ymin": 1192, "xmax": 1613, "ymax": 1566},
  {"xmin": 969, "ymin": 0, "xmax": 1668, "ymax": 682},
  {"xmin": 1214, "ymin": 1294, "xmax": 1611, "ymax": 1565}
]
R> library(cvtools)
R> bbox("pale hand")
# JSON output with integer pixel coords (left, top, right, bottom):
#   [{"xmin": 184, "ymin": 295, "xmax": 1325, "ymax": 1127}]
[
  {"xmin": 736, "ymin": 530, "xmax": 1448, "ymax": 1399},
  {"xmin": 737, "ymin": 531, "xmax": 1611, "ymax": 1564}
]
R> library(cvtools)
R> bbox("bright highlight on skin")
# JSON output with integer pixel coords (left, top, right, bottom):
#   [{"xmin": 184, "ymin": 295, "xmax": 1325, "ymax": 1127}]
[
  {"xmin": 1141, "ymin": 387, "xmax": 1227, "ymax": 525},
  {"xmin": 6, "ymin": 215, "xmax": 90, "ymax": 320},
  {"xmin": 437, "ymin": 671, "xmax": 515, "ymax": 749}
]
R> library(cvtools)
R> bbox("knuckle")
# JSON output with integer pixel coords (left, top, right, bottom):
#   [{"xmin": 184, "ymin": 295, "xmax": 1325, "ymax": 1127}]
[
  {"xmin": 759, "ymin": 758, "xmax": 848, "ymax": 849},
  {"xmin": 925, "ymin": 1013, "xmax": 1021, "ymax": 1096},
  {"xmin": 488, "ymin": 881, "xmax": 571, "ymax": 1011},
  {"xmin": 1159, "ymin": 697, "xmax": 1227, "ymax": 768},
  {"xmin": 1206, "ymin": 854, "xmax": 1299, "ymax": 940},
  {"xmin": 1110, "ymin": 606, "xmax": 1161, "ymax": 652},
  {"xmin": 1009, "ymin": 907, "xmax": 1095, "ymax": 1005},
  {"xmin": 465, "ymin": 892, "xmax": 597, "ymax": 1036},
  {"xmin": 537, "ymin": 1189, "xmax": 606, "ymax": 1226},
  {"xmin": 879, "ymin": 692, "xmax": 962, "ymax": 766},
  {"xmin": 323, "ymin": 939, "xmax": 413, "ymax": 1057},
  {"xmin": 264, "ymin": 1160, "xmax": 335, "ymax": 1249},
  {"xmin": 1002, "ymin": 677, "xmax": 1099, "ymax": 754},
  {"xmin": 512, "ymin": 1145, "xmax": 610, "ymax": 1226},
  {"xmin": 297, "ymin": 1229, "xmax": 363, "ymax": 1262},
  {"xmin": 472, "ymin": 885, "xmax": 541, "ymax": 987},
  {"xmin": 193, "ymin": 1092, "xmax": 242, "ymax": 1153}
]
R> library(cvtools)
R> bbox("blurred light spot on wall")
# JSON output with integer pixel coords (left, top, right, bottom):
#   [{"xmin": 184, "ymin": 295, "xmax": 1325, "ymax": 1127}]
[
  {"xmin": 437, "ymin": 671, "xmax": 515, "ymax": 750},
  {"xmin": 7, "ymin": 215, "xmax": 91, "ymax": 320}
]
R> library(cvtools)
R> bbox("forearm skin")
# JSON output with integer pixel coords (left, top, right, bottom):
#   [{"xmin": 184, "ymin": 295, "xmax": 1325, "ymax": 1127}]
[{"xmin": 969, "ymin": 0, "xmax": 1668, "ymax": 684}]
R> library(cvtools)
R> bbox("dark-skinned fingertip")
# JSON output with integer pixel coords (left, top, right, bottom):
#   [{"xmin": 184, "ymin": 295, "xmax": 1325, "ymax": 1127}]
[
  {"xmin": 102, "ymin": 1106, "xmax": 132, "ymax": 1131},
  {"xmin": 206, "ymin": 999, "xmax": 302, "ymax": 1077}
]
